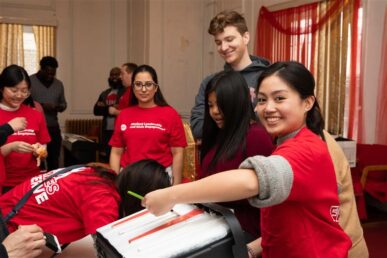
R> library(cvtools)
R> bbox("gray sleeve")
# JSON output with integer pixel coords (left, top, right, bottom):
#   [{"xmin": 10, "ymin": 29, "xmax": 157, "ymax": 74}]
[
  {"xmin": 239, "ymin": 155, "xmax": 294, "ymax": 208},
  {"xmin": 189, "ymin": 76, "xmax": 212, "ymax": 139}
]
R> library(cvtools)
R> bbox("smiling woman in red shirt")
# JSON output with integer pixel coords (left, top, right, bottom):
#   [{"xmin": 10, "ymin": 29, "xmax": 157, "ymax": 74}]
[
  {"xmin": 143, "ymin": 62, "xmax": 352, "ymax": 258},
  {"xmin": 0, "ymin": 65, "xmax": 50, "ymax": 194},
  {"xmin": 109, "ymin": 65, "xmax": 187, "ymax": 185}
]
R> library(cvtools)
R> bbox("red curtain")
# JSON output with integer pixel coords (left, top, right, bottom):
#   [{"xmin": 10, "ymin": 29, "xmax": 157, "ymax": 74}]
[
  {"xmin": 375, "ymin": 7, "xmax": 387, "ymax": 145},
  {"xmin": 347, "ymin": 0, "xmax": 364, "ymax": 142},
  {"xmin": 255, "ymin": 1, "xmax": 343, "ymax": 73},
  {"xmin": 255, "ymin": 0, "xmax": 363, "ymax": 140}
]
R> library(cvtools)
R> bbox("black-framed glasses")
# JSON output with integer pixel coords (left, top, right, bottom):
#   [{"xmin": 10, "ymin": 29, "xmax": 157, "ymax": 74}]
[{"xmin": 133, "ymin": 81, "xmax": 158, "ymax": 90}]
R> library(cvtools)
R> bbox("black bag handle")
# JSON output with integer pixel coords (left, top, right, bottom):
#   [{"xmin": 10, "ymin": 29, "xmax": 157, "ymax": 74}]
[
  {"xmin": 3, "ymin": 164, "xmax": 85, "ymax": 223},
  {"xmin": 0, "ymin": 209, "xmax": 9, "ymax": 241},
  {"xmin": 198, "ymin": 203, "xmax": 249, "ymax": 258}
]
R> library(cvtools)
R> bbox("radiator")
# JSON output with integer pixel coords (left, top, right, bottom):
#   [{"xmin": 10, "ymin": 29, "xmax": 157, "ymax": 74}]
[{"xmin": 64, "ymin": 118, "xmax": 102, "ymax": 140}]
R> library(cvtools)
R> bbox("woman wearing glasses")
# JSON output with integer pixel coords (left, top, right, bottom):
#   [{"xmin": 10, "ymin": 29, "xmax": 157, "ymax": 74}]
[
  {"xmin": 0, "ymin": 65, "xmax": 50, "ymax": 194},
  {"xmin": 109, "ymin": 65, "xmax": 187, "ymax": 185}
]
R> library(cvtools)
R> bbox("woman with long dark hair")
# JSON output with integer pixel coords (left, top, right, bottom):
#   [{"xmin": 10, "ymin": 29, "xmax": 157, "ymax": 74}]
[
  {"xmin": 143, "ymin": 62, "xmax": 352, "ymax": 258},
  {"xmin": 109, "ymin": 65, "xmax": 187, "ymax": 185},
  {"xmin": 200, "ymin": 70, "xmax": 273, "ymax": 238}
]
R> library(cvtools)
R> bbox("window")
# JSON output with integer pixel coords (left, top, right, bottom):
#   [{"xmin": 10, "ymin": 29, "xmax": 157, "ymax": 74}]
[{"xmin": 23, "ymin": 25, "xmax": 38, "ymax": 75}]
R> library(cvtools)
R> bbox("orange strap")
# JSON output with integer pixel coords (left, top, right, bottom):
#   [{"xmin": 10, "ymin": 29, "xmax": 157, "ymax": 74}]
[
  {"xmin": 112, "ymin": 210, "xmax": 149, "ymax": 228},
  {"xmin": 128, "ymin": 209, "xmax": 204, "ymax": 243}
]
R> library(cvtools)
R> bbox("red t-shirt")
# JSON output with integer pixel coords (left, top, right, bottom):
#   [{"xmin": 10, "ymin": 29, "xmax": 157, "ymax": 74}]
[
  {"xmin": 109, "ymin": 105, "xmax": 187, "ymax": 167},
  {"xmin": 260, "ymin": 128, "xmax": 351, "ymax": 258},
  {"xmin": 0, "ymin": 153, "xmax": 4, "ymax": 193},
  {"xmin": 0, "ymin": 105, "xmax": 51, "ymax": 187},
  {"xmin": 0, "ymin": 167, "xmax": 120, "ymax": 244},
  {"xmin": 118, "ymin": 88, "xmax": 132, "ymax": 110}
]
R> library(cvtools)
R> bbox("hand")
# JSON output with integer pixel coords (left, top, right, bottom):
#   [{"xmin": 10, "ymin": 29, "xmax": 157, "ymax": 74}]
[
  {"xmin": 2, "ymin": 224, "xmax": 46, "ymax": 258},
  {"xmin": 108, "ymin": 106, "xmax": 120, "ymax": 116},
  {"xmin": 41, "ymin": 103, "xmax": 57, "ymax": 112},
  {"xmin": 247, "ymin": 237, "xmax": 262, "ymax": 258},
  {"xmin": 9, "ymin": 141, "xmax": 35, "ymax": 154},
  {"xmin": 32, "ymin": 143, "xmax": 47, "ymax": 158},
  {"xmin": 142, "ymin": 188, "xmax": 175, "ymax": 216},
  {"xmin": 8, "ymin": 117, "xmax": 27, "ymax": 132},
  {"xmin": 32, "ymin": 143, "xmax": 48, "ymax": 167}
]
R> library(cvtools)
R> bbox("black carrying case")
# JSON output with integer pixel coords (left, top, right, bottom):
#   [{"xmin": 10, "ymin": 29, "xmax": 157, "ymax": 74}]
[{"xmin": 96, "ymin": 203, "xmax": 249, "ymax": 258}]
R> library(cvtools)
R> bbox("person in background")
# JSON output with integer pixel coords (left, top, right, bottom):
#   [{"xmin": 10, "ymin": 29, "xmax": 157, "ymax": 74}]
[
  {"xmin": 143, "ymin": 61, "xmax": 352, "ymax": 258},
  {"xmin": 30, "ymin": 56, "xmax": 67, "ymax": 171},
  {"xmin": 190, "ymin": 10, "xmax": 269, "ymax": 140},
  {"xmin": 107, "ymin": 63, "xmax": 138, "ymax": 120},
  {"xmin": 0, "ymin": 65, "xmax": 50, "ymax": 194},
  {"xmin": 0, "ymin": 159, "xmax": 171, "ymax": 246},
  {"xmin": 200, "ymin": 70, "xmax": 273, "ymax": 239},
  {"xmin": 93, "ymin": 67, "xmax": 125, "ymax": 162},
  {"xmin": 109, "ymin": 65, "xmax": 187, "ymax": 185},
  {"xmin": 118, "ymin": 62, "xmax": 138, "ymax": 110},
  {"xmin": 324, "ymin": 131, "xmax": 369, "ymax": 258}
]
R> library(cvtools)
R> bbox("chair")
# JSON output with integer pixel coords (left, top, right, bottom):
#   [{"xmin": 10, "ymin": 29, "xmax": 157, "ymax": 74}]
[
  {"xmin": 181, "ymin": 122, "xmax": 200, "ymax": 183},
  {"xmin": 352, "ymin": 144, "xmax": 387, "ymax": 219},
  {"xmin": 64, "ymin": 118, "xmax": 102, "ymax": 162}
]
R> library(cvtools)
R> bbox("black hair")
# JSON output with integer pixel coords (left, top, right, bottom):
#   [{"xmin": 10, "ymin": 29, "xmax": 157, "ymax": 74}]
[
  {"xmin": 23, "ymin": 95, "xmax": 35, "ymax": 108},
  {"xmin": 0, "ymin": 65, "xmax": 31, "ymax": 100},
  {"xmin": 39, "ymin": 56, "xmax": 58, "ymax": 68},
  {"xmin": 116, "ymin": 159, "xmax": 171, "ymax": 217},
  {"xmin": 130, "ymin": 64, "xmax": 168, "ymax": 106},
  {"xmin": 201, "ymin": 71, "xmax": 257, "ymax": 170},
  {"xmin": 257, "ymin": 61, "xmax": 325, "ymax": 139},
  {"xmin": 78, "ymin": 165, "xmax": 117, "ymax": 187},
  {"xmin": 122, "ymin": 63, "xmax": 138, "ymax": 73}
]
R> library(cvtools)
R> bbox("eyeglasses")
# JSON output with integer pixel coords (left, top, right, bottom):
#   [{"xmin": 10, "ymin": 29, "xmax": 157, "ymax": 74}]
[
  {"xmin": 133, "ymin": 81, "xmax": 158, "ymax": 90},
  {"xmin": 4, "ymin": 87, "xmax": 31, "ymax": 98}
]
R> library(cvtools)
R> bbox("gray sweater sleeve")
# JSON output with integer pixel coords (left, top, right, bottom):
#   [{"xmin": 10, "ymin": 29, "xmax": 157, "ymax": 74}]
[
  {"xmin": 239, "ymin": 155, "xmax": 294, "ymax": 208},
  {"xmin": 189, "ymin": 75, "xmax": 213, "ymax": 139}
]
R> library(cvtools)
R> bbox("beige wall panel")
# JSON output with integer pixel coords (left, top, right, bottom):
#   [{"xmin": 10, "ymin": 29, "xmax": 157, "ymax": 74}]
[
  {"xmin": 55, "ymin": 0, "xmax": 130, "ymax": 121},
  {"xmin": 69, "ymin": 1, "xmax": 115, "ymax": 114},
  {"xmin": 127, "ymin": 0, "xmax": 148, "ymax": 64},
  {"xmin": 147, "ymin": 0, "xmax": 206, "ymax": 118}
]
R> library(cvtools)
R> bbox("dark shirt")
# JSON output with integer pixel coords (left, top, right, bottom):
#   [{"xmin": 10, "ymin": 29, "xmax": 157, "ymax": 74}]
[
  {"xmin": 200, "ymin": 123, "xmax": 273, "ymax": 238},
  {"xmin": 0, "ymin": 209, "xmax": 9, "ymax": 258},
  {"xmin": 0, "ymin": 124, "xmax": 14, "ymax": 146},
  {"xmin": 0, "ymin": 243, "xmax": 8, "ymax": 258}
]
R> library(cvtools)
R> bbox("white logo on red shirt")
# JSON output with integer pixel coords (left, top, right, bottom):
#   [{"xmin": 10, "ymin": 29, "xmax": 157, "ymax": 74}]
[
  {"xmin": 330, "ymin": 205, "xmax": 340, "ymax": 222},
  {"xmin": 121, "ymin": 124, "xmax": 127, "ymax": 131},
  {"xmin": 31, "ymin": 172, "xmax": 60, "ymax": 204},
  {"xmin": 30, "ymin": 169, "xmax": 79, "ymax": 205},
  {"xmin": 129, "ymin": 122, "xmax": 166, "ymax": 131},
  {"xmin": 13, "ymin": 129, "xmax": 36, "ymax": 136}
]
